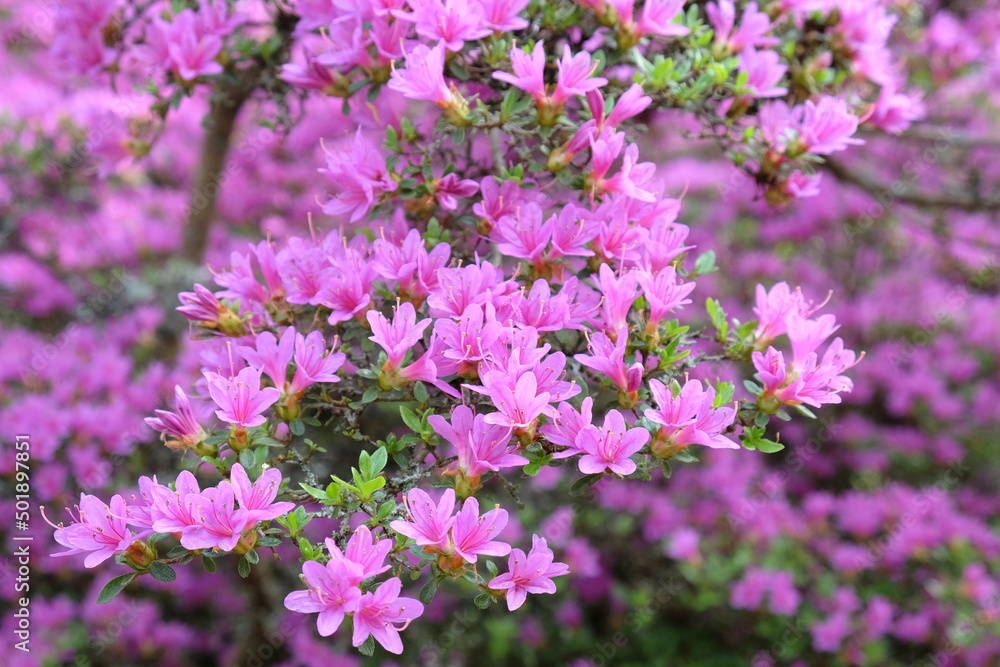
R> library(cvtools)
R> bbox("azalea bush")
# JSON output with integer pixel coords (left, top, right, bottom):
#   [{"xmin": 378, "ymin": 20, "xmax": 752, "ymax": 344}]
[{"xmin": 0, "ymin": 0, "xmax": 997, "ymax": 665}]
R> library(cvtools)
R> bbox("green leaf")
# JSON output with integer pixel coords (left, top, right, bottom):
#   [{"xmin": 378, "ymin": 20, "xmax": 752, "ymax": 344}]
[
  {"xmin": 148, "ymin": 560, "xmax": 177, "ymax": 583},
  {"xmin": 661, "ymin": 460, "xmax": 673, "ymax": 479},
  {"xmin": 756, "ymin": 439, "xmax": 785, "ymax": 453},
  {"xmin": 258, "ymin": 536, "xmax": 281, "ymax": 547},
  {"xmin": 486, "ymin": 560, "xmax": 499, "ymax": 577},
  {"xmin": 370, "ymin": 447, "xmax": 388, "ymax": 475},
  {"xmin": 299, "ymin": 483, "xmax": 332, "ymax": 502},
  {"xmin": 358, "ymin": 635, "xmax": 376, "ymax": 657},
  {"xmin": 400, "ymin": 406, "xmax": 422, "ymax": 433},
  {"xmin": 239, "ymin": 448, "xmax": 256, "ymax": 471},
  {"xmin": 203, "ymin": 555, "xmax": 217, "ymax": 573},
  {"xmin": 238, "ymin": 556, "xmax": 251, "ymax": 578},
  {"xmin": 362, "ymin": 387, "xmax": 380, "ymax": 404},
  {"xmin": 419, "ymin": 578, "xmax": 438, "ymax": 605},
  {"xmin": 97, "ymin": 573, "xmax": 137, "ymax": 604},
  {"xmin": 290, "ymin": 418, "xmax": 305, "ymax": 436},
  {"xmin": 413, "ymin": 381, "xmax": 428, "ymax": 404},
  {"xmin": 376, "ymin": 501, "xmax": 396, "ymax": 521},
  {"xmin": 569, "ymin": 473, "xmax": 603, "ymax": 497},
  {"xmin": 474, "ymin": 593, "xmax": 493, "ymax": 609},
  {"xmin": 359, "ymin": 451, "xmax": 373, "ymax": 479},
  {"xmin": 245, "ymin": 549, "xmax": 260, "ymax": 565},
  {"xmin": 743, "ymin": 380, "xmax": 763, "ymax": 396}
]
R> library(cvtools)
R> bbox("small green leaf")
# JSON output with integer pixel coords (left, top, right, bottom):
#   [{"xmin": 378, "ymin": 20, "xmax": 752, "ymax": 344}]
[
  {"xmin": 569, "ymin": 473, "xmax": 603, "ymax": 497},
  {"xmin": 358, "ymin": 635, "xmax": 376, "ymax": 656},
  {"xmin": 238, "ymin": 556, "xmax": 251, "ymax": 578},
  {"xmin": 203, "ymin": 555, "xmax": 217, "ymax": 573},
  {"xmin": 413, "ymin": 381, "xmax": 428, "ymax": 404},
  {"xmin": 97, "ymin": 573, "xmax": 137, "ymax": 604},
  {"xmin": 419, "ymin": 578, "xmax": 438, "ymax": 605},
  {"xmin": 362, "ymin": 387, "xmax": 380, "ymax": 404},
  {"xmin": 370, "ymin": 447, "xmax": 388, "ymax": 475},
  {"xmin": 474, "ymin": 593, "xmax": 493, "ymax": 609},
  {"xmin": 694, "ymin": 250, "xmax": 716, "ymax": 274},
  {"xmin": 400, "ymin": 406, "xmax": 422, "ymax": 433},
  {"xmin": 486, "ymin": 560, "xmax": 499, "ymax": 577},
  {"xmin": 756, "ymin": 439, "xmax": 785, "ymax": 453},
  {"xmin": 245, "ymin": 549, "xmax": 260, "ymax": 565},
  {"xmin": 290, "ymin": 419, "xmax": 305, "ymax": 436},
  {"xmin": 148, "ymin": 560, "xmax": 177, "ymax": 583},
  {"xmin": 239, "ymin": 448, "xmax": 256, "ymax": 470}
]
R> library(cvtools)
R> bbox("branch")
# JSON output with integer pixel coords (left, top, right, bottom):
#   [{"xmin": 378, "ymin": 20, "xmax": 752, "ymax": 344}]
[{"xmin": 824, "ymin": 158, "xmax": 1000, "ymax": 212}]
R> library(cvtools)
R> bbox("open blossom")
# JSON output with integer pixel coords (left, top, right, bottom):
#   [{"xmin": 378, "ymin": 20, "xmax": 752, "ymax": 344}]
[
  {"xmin": 478, "ymin": 0, "xmax": 529, "ymax": 31},
  {"xmin": 390, "ymin": 488, "xmax": 457, "ymax": 552},
  {"xmin": 645, "ymin": 378, "xmax": 739, "ymax": 452},
  {"xmin": 635, "ymin": 0, "xmax": 689, "ymax": 40},
  {"xmin": 552, "ymin": 45, "xmax": 607, "ymax": 106},
  {"xmin": 587, "ymin": 132, "xmax": 656, "ymax": 202},
  {"xmin": 428, "ymin": 405, "xmax": 526, "ymax": 478},
  {"xmin": 739, "ymin": 48, "xmax": 788, "ymax": 98},
  {"xmin": 794, "ymin": 96, "xmax": 864, "ymax": 155},
  {"xmin": 539, "ymin": 397, "xmax": 594, "ymax": 457},
  {"xmin": 229, "ymin": 464, "xmax": 295, "ymax": 524},
  {"xmin": 205, "ymin": 366, "xmax": 281, "ymax": 429},
  {"xmin": 575, "ymin": 327, "xmax": 643, "ymax": 393},
  {"xmin": 180, "ymin": 481, "xmax": 248, "ymax": 552},
  {"xmin": 435, "ymin": 173, "xmax": 480, "ymax": 210},
  {"xmin": 450, "ymin": 497, "xmax": 511, "ymax": 563},
  {"xmin": 290, "ymin": 330, "xmax": 345, "ymax": 394},
  {"xmin": 237, "ymin": 328, "xmax": 295, "ymax": 391},
  {"xmin": 478, "ymin": 371, "xmax": 553, "ymax": 431},
  {"xmin": 319, "ymin": 129, "xmax": 398, "ymax": 223},
  {"xmin": 284, "ymin": 558, "xmax": 364, "ymax": 636},
  {"xmin": 636, "ymin": 267, "xmax": 696, "ymax": 328},
  {"xmin": 368, "ymin": 301, "xmax": 433, "ymax": 369},
  {"xmin": 388, "ymin": 42, "xmax": 455, "ymax": 106},
  {"xmin": 148, "ymin": 9, "xmax": 225, "ymax": 81},
  {"xmin": 753, "ymin": 282, "xmax": 810, "ymax": 346},
  {"xmin": 326, "ymin": 525, "xmax": 393, "ymax": 584},
  {"xmin": 351, "ymin": 578, "xmax": 424, "ymax": 654},
  {"xmin": 393, "ymin": 0, "xmax": 490, "ymax": 52},
  {"xmin": 493, "ymin": 41, "xmax": 548, "ymax": 103},
  {"xmin": 49, "ymin": 494, "xmax": 138, "ymax": 568},
  {"xmin": 707, "ymin": 1, "xmax": 778, "ymax": 53},
  {"xmin": 489, "ymin": 535, "xmax": 570, "ymax": 611},
  {"xmin": 595, "ymin": 263, "xmax": 640, "ymax": 334},
  {"xmin": 281, "ymin": 46, "xmax": 341, "ymax": 92},
  {"xmin": 575, "ymin": 409, "xmax": 650, "ymax": 475}
]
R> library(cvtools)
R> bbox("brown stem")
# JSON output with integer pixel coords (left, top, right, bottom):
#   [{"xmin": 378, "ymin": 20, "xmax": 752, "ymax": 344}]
[{"xmin": 824, "ymin": 158, "xmax": 1000, "ymax": 212}]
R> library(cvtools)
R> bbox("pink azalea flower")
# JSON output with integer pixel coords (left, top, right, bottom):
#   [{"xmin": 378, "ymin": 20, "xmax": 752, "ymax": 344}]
[
  {"xmin": 49, "ymin": 494, "xmax": 137, "ymax": 568},
  {"xmin": 493, "ymin": 41, "xmax": 548, "ymax": 103},
  {"xmin": 393, "ymin": 0, "xmax": 491, "ymax": 52},
  {"xmin": 319, "ymin": 128, "xmax": 397, "ymax": 223},
  {"xmin": 645, "ymin": 378, "xmax": 739, "ymax": 451},
  {"xmin": 163, "ymin": 10, "xmax": 225, "ymax": 81},
  {"xmin": 478, "ymin": 371, "xmax": 553, "ymax": 431},
  {"xmin": 351, "ymin": 577, "xmax": 424, "ymax": 654},
  {"xmin": 429, "ymin": 405, "xmax": 527, "ymax": 478},
  {"xmin": 367, "ymin": 301, "xmax": 433, "ymax": 369},
  {"xmin": 325, "ymin": 525, "xmax": 393, "ymax": 584},
  {"xmin": 490, "ymin": 202, "xmax": 554, "ymax": 265},
  {"xmin": 387, "ymin": 42, "xmax": 455, "ymax": 107},
  {"xmin": 552, "ymin": 44, "xmax": 608, "ymax": 106},
  {"xmin": 595, "ymin": 263, "xmax": 640, "ymax": 334},
  {"xmin": 450, "ymin": 497, "xmax": 511, "ymax": 563},
  {"xmin": 205, "ymin": 366, "xmax": 281, "ymax": 429},
  {"xmin": 575, "ymin": 409, "xmax": 650, "ymax": 475},
  {"xmin": 281, "ymin": 46, "xmax": 341, "ymax": 92},
  {"xmin": 290, "ymin": 330, "xmax": 346, "ymax": 394},
  {"xmin": 636, "ymin": 267, "xmax": 696, "ymax": 328},
  {"xmin": 707, "ymin": 0, "xmax": 778, "ymax": 53},
  {"xmin": 635, "ymin": 0, "xmax": 689, "ymax": 40},
  {"xmin": 177, "ymin": 283, "xmax": 222, "ymax": 323},
  {"xmin": 753, "ymin": 282, "xmax": 810, "ymax": 346},
  {"xmin": 795, "ymin": 96, "xmax": 864, "ymax": 155},
  {"xmin": 587, "ymin": 131, "xmax": 657, "ymax": 201},
  {"xmin": 237, "ymin": 328, "xmax": 295, "ymax": 391},
  {"xmin": 181, "ymin": 481, "xmax": 249, "ymax": 552},
  {"xmin": 144, "ymin": 386, "xmax": 206, "ymax": 447},
  {"xmin": 149, "ymin": 471, "xmax": 202, "ymax": 536},
  {"xmin": 477, "ymin": 0, "xmax": 529, "ymax": 31},
  {"xmin": 539, "ymin": 397, "xmax": 594, "ymax": 457},
  {"xmin": 435, "ymin": 302, "xmax": 504, "ymax": 365},
  {"xmin": 489, "ymin": 535, "xmax": 570, "ymax": 611},
  {"xmin": 575, "ymin": 327, "xmax": 643, "ymax": 393},
  {"xmin": 435, "ymin": 173, "xmax": 480, "ymax": 211},
  {"xmin": 283, "ymin": 558, "xmax": 364, "ymax": 636},
  {"xmin": 390, "ymin": 488, "xmax": 458, "ymax": 552},
  {"xmin": 229, "ymin": 463, "xmax": 295, "ymax": 524},
  {"xmin": 739, "ymin": 47, "xmax": 788, "ymax": 99}
]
